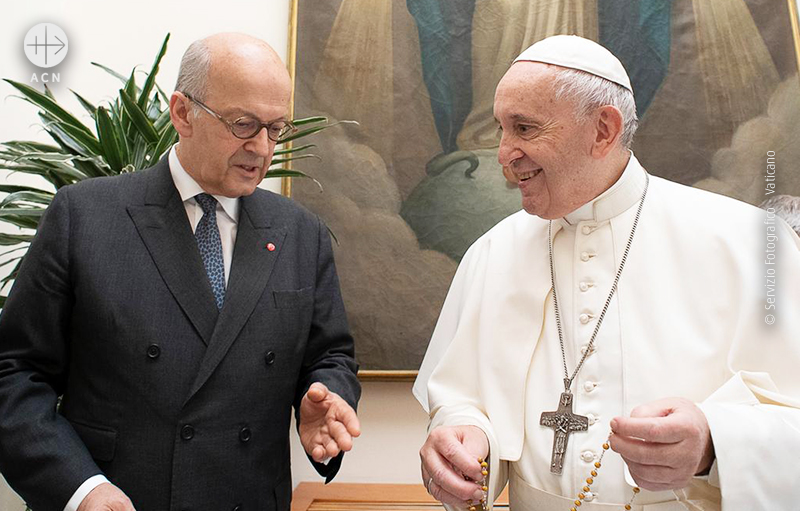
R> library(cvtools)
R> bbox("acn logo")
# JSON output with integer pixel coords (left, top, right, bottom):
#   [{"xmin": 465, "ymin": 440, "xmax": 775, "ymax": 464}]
[{"xmin": 24, "ymin": 23, "xmax": 69, "ymax": 69}]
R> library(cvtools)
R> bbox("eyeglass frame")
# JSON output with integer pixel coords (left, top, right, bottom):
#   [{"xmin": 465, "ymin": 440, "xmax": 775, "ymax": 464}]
[{"xmin": 181, "ymin": 92, "xmax": 297, "ymax": 142}]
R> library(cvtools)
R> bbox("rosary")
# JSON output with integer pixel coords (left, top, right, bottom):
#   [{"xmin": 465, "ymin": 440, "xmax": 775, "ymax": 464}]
[{"xmin": 469, "ymin": 446, "xmax": 640, "ymax": 511}]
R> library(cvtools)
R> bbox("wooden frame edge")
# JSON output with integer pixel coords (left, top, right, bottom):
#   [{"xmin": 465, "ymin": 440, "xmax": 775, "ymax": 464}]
[
  {"xmin": 282, "ymin": 0, "xmax": 299, "ymax": 198},
  {"xmin": 358, "ymin": 370, "xmax": 418, "ymax": 382}
]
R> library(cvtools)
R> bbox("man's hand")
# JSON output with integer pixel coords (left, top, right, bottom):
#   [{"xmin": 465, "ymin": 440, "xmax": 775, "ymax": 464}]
[
  {"xmin": 299, "ymin": 382, "xmax": 361, "ymax": 462},
  {"xmin": 76, "ymin": 483, "xmax": 135, "ymax": 511},
  {"xmin": 610, "ymin": 397, "xmax": 715, "ymax": 492},
  {"xmin": 419, "ymin": 425, "xmax": 488, "ymax": 507}
]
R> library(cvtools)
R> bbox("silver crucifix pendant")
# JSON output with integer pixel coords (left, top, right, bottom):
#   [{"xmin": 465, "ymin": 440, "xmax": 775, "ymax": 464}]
[{"xmin": 540, "ymin": 390, "xmax": 588, "ymax": 474}]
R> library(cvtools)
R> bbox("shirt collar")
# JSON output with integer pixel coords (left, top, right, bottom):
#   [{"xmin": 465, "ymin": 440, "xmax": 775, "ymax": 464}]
[
  {"xmin": 561, "ymin": 152, "xmax": 647, "ymax": 227},
  {"xmin": 168, "ymin": 145, "xmax": 240, "ymax": 223}
]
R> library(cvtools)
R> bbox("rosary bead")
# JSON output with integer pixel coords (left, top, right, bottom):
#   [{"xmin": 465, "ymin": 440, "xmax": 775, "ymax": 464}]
[
  {"xmin": 633, "ymin": 487, "xmax": 640, "ymax": 493},
  {"xmin": 583, "ymin": 485, "xmax": 590, "ymax": 492},
  {"xmin": 625, "ymin": 506, "xmax": 632, "ymax": 510},
  {"xmin": 590, "ymin": 470, "xmax": 598, "ymax": 476},
  {"xmin": 482, "ymin": 470, "xmax": 488, "ymax": 476},
  {"xmin": 482, "ymin": 485, "xmax": 488, "ymax": 491},
  {"xmin": 578, "ymin": 492, "xmax": 585, "ymax": 499},
  {"xmin": 574, "ymin": 500, "xmax": 582, "ymax": 506},
  {"xmin": 594, "ymin": 461, "xmax": 601, "ymax": 468},
  {"xmin": 571, "ymin": 508, "xmax": 577, "ymax": 511},
  {"xmin": 469, "ymin": 507, "xmax": 476, "ymax": 511},
  {"xmin": 602, "ymin": 442, "xmax": 610, "ymax": 450},
  {"xmin": 586, "ymin": 477, "xmax": 593, "ymax": 484}
]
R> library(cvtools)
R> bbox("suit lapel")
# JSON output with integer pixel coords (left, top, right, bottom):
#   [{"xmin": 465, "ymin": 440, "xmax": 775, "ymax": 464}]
[
  {"xmin": 127, "ymin": 159, "xmax": 218, "ymax": 345},
  {"xmin": 185, "ymin": 191, "xmax": 286, "ymax": 404}
]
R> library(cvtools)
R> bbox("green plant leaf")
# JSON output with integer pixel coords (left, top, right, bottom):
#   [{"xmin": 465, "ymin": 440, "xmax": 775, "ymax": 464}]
[
  {"xmin": 263, "ymin": 168, "xmax": 322, "ymax": 191},
  {"xmin": 291, "ymin": 116, "xmax": 328, "ymax": 126},
  {"xmin": 119, "ymin": 89, "xmax": 159, "ymax": 144},
  {"xmin": 138, "ymin": 34, "xmax": 170, "ymax": 112},
  {"xmin": 3, "ymin": 80, "xmax": 95, "ymax": 139},
  {"xmin": 96, "ymin": 106, "xmax": 125, "ymax": 172},
  {"xmin": 90, "ymin": 62, "xmax": 138, "ymax": 91},
  {"xmin": 71, "ymin": 90, "xmax": 97, "ymax": 118},
  {"xmin": 268, "ymin": 154, "xmax": 321, "ymax": 167},
  {"xmin": 0, "ymin": 191, "xmax": 54, "ymax": 208},
  {"xmin": 152, "ymin": 125, "xmax": 177, "ymax": 162},
  {"xmin": 0, "ymin": 233, "xmax": 34, "ymax": 246},
  {"xmin": 39, "ymin": 113, "xmax": 102, "ymax": 156},
  {"xmin": 273, "ymin": 144, "xmax": 315, "ymax": 156},
  {"xmin": 0, "ymin": 209, "xmax": 42, "ymax": 230},
  {"xmin": 0, "ymin": 184, "xmax": 52, "ymax": 195}
]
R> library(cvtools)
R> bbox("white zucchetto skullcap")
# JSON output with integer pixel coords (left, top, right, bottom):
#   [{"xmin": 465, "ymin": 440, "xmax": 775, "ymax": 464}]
[{"xmin": 513, "ymin": 35, "xmax": 633, "ymax": 92}]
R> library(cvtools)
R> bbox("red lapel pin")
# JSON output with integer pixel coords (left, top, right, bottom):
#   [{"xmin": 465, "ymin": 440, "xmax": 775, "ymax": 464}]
[{"xmin": 266, "ymin": 242, "xmax": 276, "ymax": 251}]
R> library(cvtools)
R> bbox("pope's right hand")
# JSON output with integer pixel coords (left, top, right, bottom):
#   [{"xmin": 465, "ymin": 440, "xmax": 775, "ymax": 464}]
[
  {"xmin": 77, "ymin": 483, "xmax": 136, "ymax": 511},
  {"xmin": 419, "ymin": 425, "xmax": 489, "ymax": 507}
]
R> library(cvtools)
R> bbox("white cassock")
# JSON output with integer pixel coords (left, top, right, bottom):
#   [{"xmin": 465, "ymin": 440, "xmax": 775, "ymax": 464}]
[{"xmin": 413, "ymin": 154, "xmax": 800, "ymax": 510}]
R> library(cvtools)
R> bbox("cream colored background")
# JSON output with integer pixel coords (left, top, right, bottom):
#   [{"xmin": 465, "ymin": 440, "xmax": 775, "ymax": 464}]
[{"xmin": 0, "ymin": 2, "xmax": 428, "ymax": 508}]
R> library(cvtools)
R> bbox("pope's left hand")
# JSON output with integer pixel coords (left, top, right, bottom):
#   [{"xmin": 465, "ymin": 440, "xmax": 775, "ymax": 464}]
[
  {"xmin": 610, "ymin": 397, "xmax": 715, "ymax": 492},
  {"xmin": 299, "ymin": 382, "xmax": 361, "ymax": 463}
]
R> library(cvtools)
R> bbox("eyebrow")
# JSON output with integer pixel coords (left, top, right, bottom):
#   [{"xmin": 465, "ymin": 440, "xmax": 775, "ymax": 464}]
[{"xmin": 494, "ymin": 114, "xmax": 543, "ymax": 125}]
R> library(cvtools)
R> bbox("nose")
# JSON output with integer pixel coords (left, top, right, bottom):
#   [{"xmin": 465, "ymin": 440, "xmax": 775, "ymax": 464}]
[
  {"xmin": 497, "ymin": 131, "xmax": 522, "ymax": 168},
  {"xmin": 244, "ymin": 126, "xmax": 276, "ymax": 158}
]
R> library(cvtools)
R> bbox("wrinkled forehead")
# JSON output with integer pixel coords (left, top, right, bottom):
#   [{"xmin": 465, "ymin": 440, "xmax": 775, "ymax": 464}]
[{"xmin": 494, "ymin": 62, "xmax": 561, "ymax": 114}]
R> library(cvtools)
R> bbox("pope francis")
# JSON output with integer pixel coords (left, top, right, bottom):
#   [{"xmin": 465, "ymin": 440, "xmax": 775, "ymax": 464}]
[{"xmin": 413, "ymin": 35, "xmax": 800, "ymax": 511}]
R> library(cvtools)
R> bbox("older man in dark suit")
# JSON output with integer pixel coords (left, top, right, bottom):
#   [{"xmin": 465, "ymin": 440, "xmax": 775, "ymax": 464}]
[{"xmin": 0, "ymin": 33, "xmax": 361, "ymax": 511}]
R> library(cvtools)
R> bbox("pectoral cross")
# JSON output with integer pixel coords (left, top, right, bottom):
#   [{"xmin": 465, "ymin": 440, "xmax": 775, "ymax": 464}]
[{"xmin": 540, "ymin": 390, "xmax": 588, "ymax": 474}]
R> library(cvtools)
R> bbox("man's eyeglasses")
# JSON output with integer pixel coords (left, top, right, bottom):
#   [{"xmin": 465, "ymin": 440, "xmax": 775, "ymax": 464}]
[{"xmin": 183, "ymin": 92, "xmax": 296, "ymax": 142}]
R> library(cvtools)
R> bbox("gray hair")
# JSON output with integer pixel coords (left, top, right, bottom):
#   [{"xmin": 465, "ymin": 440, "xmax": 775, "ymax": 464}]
[
  {"xmin": 552, "ymin": 68, "xmax": 638, "ymax": 149},
  {"xmin": 759, "ymin": 195, "xmax": 800, "ymax": 236},
  {"xmin": 175, "ymin": 39, "xmax": 211, "ymax": 109}
]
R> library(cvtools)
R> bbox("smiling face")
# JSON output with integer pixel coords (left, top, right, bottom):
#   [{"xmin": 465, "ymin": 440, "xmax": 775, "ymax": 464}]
[
  {"xmin": 494, "ymin": 62, "xmax": 616, "ymax": 219},
  {"xmin": 170, "ymin": 34, "xmax": 292, "ymax": 198}
]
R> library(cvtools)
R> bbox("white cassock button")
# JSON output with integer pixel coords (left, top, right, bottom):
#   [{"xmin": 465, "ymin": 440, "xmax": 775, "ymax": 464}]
[
  {"xmin": 579, "ymin": 313, "xmax": 591, "ymax": 324},
  {"xmin": 581, "ymin": 450, "xmax": 595, "ymax": 462},
  {"xmin": 587, "ymin": 413, "xmax": 598, "ymax": 425},
  {"xmin": 584, "ymin": 492, "xmax": 595, "ymax": 502},
  {"xmin": 580, "ymin": 344, "xmax": 595, "ymax": 356},
  {"xmin": 580, "ymin": 252, "xmax": 591, "ymax": 262},
  {"xmin": 583, "ymin": 381, "xmax": 597, "ymax": 393},
  {"xmin": 579, "ymin": 282, "xmax": 590, "ymax": 292},
  {"xmin": 582, "ymin": 225, "xmax": 593, "ymax": 235}
]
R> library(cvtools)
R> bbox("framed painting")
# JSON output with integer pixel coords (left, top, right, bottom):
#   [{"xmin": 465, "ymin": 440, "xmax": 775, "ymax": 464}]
[{"xmin": 284, "ymin": 0, "xmax": 800, "ymax": 378}]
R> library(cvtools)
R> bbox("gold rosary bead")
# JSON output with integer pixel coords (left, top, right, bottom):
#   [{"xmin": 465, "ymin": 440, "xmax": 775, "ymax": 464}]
[
  {"xmin": 482, "ymin": 485, "xmax": 488, "ymax": 492},
  {"xmin": 571, "ymin": 508, "xmax": 577, "ymax": 511},
  {"xmin": 578, "ymin": 492, "xmax": 585, "ymax": 499},
  {"xmin": 625, "ymin": 505, "xmax": 631, "ymax": 510},
  {"xmin": 582, "ymin": 485, "xmax": 590, "ymax": 492},
  {"xmin": 602, "ymin": 442, "xmax": 610, "ymax": 450},
  {"xmin": 586, "ymin": 477, "xmax": 593, "ymax": 484},
  {"xmin": 481, "ymin": 461, "xmax": 488, "ymax": 468},
  {"xmin": 594, "ymin": 461, "xmax": 601, "ymax": 468},
  {"xmin": 590, "ymin": 470, "xmax": 597, "ymax": 477},
  {"xmin": 574, "ymin": 500, "xmax": 582, "ymax": 506},
  {"xmin": 633, "ymin": 487, "xmax": 640, "ymax": 494},
  {"xmin": 482, "ymin": 470, "xmax": 488, "ymax": 476},
  {"xmin": 469, "ymin": 507, "xmax": 477, "ymax": 511}
]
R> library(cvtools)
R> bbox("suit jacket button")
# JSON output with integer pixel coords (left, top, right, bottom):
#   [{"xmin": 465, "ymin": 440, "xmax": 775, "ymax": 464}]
[
  {"xmin": 146, "ymin": 344, "xmax": 161, "ymax": 359},
  {"xmin": 232, "ymin": 506, "xmax": 242, "ymax": 511},
  {"xmin": 181, "ymin": 424, "xmax": 195, "ymax": 441},
  {"xmin": 264, "ymin": 351, "xmax": 276, "ymax": 366},
  {"xmin": 239, "ymin": 427, "xmax": 252, "ymax": 443}
]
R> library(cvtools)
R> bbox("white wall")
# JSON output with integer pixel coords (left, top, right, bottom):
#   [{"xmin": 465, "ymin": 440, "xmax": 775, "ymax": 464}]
[{"xmin": 0, "ymin": 3, "xmax": 428, "ymax": 509}]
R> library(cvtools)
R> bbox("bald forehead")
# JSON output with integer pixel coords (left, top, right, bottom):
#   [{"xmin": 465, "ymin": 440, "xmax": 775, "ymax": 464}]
[{"xmin": 200, "ymin": 33, "xmax": 291, "ymax": 101}]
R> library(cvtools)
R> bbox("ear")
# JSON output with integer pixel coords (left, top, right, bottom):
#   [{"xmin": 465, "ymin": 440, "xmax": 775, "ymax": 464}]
[
  {"xmin": 169, "ymin": 92, "xmax": 194, "ymax": 138},
  {"xmin": 590, "ymin": 105, "xmax": 624, "ymax": 159}
]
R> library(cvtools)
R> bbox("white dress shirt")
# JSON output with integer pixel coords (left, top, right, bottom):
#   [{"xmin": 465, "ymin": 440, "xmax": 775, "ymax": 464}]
[{"xmin": 65, "ymin": 146, "xmax": 240, "ymax": 510}]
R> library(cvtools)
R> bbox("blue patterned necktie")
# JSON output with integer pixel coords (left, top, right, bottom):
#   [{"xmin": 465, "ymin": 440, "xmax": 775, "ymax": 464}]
[{"xmin": 194, "ymin": 193, "xmax": 225, "ymax": 310}]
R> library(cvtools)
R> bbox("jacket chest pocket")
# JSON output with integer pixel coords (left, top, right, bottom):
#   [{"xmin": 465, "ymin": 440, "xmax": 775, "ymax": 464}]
[{"xmin": 273, "ymin": 287, "xmax": 313, "ymax": 309}]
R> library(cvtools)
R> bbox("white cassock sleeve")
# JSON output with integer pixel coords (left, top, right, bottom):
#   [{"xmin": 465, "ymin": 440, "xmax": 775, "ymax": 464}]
[
  {"xmin": 414, "ymin": 242, "xmax": 509, "ymax": 510},
  {"xmin": 696, "ymin": 219, "xmax": 800, "ymax": 509}
]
